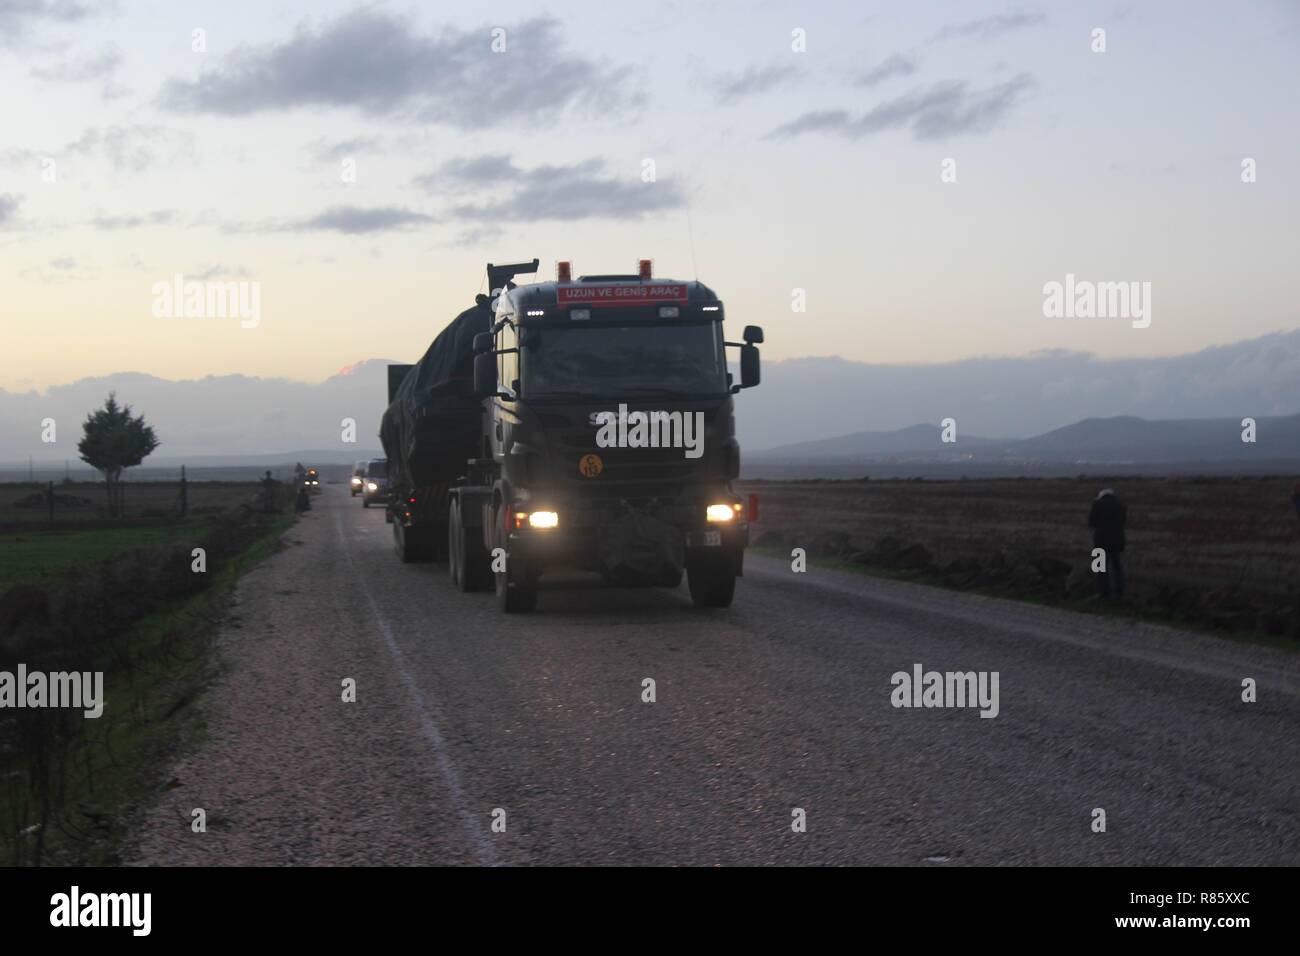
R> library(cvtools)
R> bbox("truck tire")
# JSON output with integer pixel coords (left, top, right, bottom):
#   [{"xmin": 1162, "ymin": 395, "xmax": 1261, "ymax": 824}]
[
  {"xmin": 493, "ymin": 511, "xmax": 537, "ymax": 613},
  {"xmin": 393, "ymin": 520, "xmax": 426, "ymax": 563},
  {"xmin": 449, "ymin": 499, "xmax": 489, "ymax": 591},
  {"xmin": 448, "ymin": 500, "xmax": 463, "ymax": 587},
  {"xmin": 687, "ymin": 553, "xmax": 736, "ymax": 607}
]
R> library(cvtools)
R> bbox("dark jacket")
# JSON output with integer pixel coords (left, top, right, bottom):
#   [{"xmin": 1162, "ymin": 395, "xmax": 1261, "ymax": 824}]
[{"xmin": 1089, "ymin": 492, "xmax": 1126, "ymax": 552}]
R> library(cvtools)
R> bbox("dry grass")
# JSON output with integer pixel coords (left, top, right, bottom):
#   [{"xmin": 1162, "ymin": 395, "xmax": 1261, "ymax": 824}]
[{"xmin": 740, "ymin": 476, "xmax": 1300, "ymax": 637}]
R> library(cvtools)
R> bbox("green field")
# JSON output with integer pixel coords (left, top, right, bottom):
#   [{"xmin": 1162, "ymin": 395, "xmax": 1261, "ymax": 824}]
[
  {"xmin": 0, "ymin": 524, "xmax": 210, "ymax": 588},
  {"xmin": 0, "ymin": 481, "xmax": 272, "ymax": 591},
  {"xmin": 0, "ymin": 479, "xmax": 296, "ymax": 865}
]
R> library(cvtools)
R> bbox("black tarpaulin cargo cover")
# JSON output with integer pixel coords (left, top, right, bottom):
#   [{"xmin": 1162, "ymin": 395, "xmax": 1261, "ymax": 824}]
[{"xmin": 380, "ymin": 296, "xmax": 492, "ymax": 489}]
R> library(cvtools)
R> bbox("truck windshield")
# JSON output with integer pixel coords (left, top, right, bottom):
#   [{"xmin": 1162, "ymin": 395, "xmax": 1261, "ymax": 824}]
[
  {"xmin": 366, "ymin": 460, "xmax": 387, "ymax": 478},
  {"xmin": 523, "ymin": 322, "xmax": 727, "ymax": 399}
]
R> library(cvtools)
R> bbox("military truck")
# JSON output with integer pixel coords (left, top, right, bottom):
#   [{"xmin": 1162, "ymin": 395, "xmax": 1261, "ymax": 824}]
[{"xmin": 381, "ymin": 258, "xmax": 762, "ymax": 612}]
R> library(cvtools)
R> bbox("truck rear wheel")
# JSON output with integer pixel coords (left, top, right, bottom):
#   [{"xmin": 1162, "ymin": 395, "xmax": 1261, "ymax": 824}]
[
  {"xmin": 493, "ymin": 511, "xmax": 537, "ymax": 613},
  {"xmin": 687, "ymin": 553, "xmax": 736, "ymax": 607}
]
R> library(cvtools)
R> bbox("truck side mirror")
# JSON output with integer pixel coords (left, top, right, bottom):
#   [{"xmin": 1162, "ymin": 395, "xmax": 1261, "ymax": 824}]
[
  {"xmin": 740, "ymin": 344, "xmax": 760, "ymax": 389},
  {"xmin": 473, "ymin": 352, "xmax": 498, "ymax": 397},
  {"xmin": 743, "ymin": 325, "xmax": 764, "ymax": 345},
  {"xmin": 473, "ymin": 332, "xmax": 494, "ymax": 354}
]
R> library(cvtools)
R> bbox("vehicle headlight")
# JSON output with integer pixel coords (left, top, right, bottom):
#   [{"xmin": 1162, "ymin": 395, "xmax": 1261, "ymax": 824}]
[
  {"xmin": 527, "ymin": 510, "xmax": 559, "ymax": 529},
  {"xmin": 351, "ymin": 477, "xmax": 361, "ymax": 485},
  {"xmin": 367, "ymin": 482, "xmax": 377, "ymax": 491},
  {"xmin": 706, "ymin": 503, "xmax": 738, "ymax": 523}
]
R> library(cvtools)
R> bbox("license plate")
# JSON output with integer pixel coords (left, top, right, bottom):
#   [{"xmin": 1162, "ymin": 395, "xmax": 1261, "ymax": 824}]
[{"xmin": 700, "ymin": 531, "xmax": 721, "ymax": 547}]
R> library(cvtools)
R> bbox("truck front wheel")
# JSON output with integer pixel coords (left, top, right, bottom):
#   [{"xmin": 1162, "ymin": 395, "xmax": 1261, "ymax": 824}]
[{"xmin": 687, "ymin": 553, "xmax": 737, "ymax": 608}]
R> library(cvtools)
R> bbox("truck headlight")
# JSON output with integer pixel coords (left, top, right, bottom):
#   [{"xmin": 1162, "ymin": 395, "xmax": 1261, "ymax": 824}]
[
  {"xmin": 527, "ymin": 510, "xmax": 559, "ymax": 529},
  {"xmin": 350, "ymin": 477, "xmax": 361, "ymax": 486},
  {"xmin": 706, "ymin": 503, "xmax": 738, "ymax": 523},
  {"xmin": 367, "ymin": 482, "xmax": 377, "ymax": 491}
]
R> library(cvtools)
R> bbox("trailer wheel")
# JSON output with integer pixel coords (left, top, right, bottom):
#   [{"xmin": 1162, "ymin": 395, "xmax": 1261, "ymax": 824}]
[
  {"xmin": 393, "ymin": 520, "xmax": 427, "ymax": 563},
  {"xmin": 493, "ymin": 511, "xmax": 537, "ymax": 612},
  {"xmin": 687, "ymin": 553, "xmax": 736, "ymax": 607}
]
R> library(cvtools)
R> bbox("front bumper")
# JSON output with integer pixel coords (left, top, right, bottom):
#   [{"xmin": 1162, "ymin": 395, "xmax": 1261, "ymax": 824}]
[{"xmin": 507, "ymin": 498, "xmax": 748, "ymax": 571}]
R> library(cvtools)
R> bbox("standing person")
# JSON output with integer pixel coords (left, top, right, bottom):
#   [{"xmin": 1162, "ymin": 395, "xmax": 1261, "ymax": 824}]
[
  {"xmin": 260, "ymin": 470, "xmax": 279, "ymax": 514},
  {"xmin": 1089, "ymin": 488, "xmax": 1127, "ymax": 598}
]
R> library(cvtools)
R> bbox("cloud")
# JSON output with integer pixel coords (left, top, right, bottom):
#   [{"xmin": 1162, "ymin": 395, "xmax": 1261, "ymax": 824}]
[
  {"xmin": 0, "ymin": 0, "xmax": 92, "ymax": 42},
  {"xmin": 285, "ymin": 206, "xmax": 435, "ymax": 234},
  {"xmin": 932, "ymin": 13, "xmax": 1045, "ymax": 42},
  {"xmin": 190, "ymin": 263, "xmax": 251, "ymax": 280},
  {"xmin": 158, "ymin": 11, "xmax": 637, "ymax": 128},
  {"xmin": 422, "ymin": 156, "xmax": 685, "ymax": 222},
  {"xmin": 88, "ymin": 209, "xmax": 177, "ymax": 229},
  {"xmin": 856, "ymin": 53, "xmax": 917, "ymax": 88},
  {"xmin": 770, "ymin": 73, "xmax": 1036, "ymax": 141},
  {"xmin": 710, "ymin": 63, "xmax": 802, "ymax": 103},
  {"xmin": 50, "ymin": 256, "xmax": 76, "ymax": 270},
  {"xmin": 306, "ymin": 136, "xmax": 381, "ymax": 162},
  {"xmin": 0, "ymin": 193, "xmax": 21, "ymax": 226},
  {"xmin": 447, "ymin": 225, "xmax": 506, "ymax": 248},
  {"xmin": 414, "ymin": 153, "xmax": 521, "ymax": 192},
  {"xmin": 61, "ymin": 124, "xmax": 195, "ymax": 172},
  {"xmin": 30, "ymin": 44, "xmax": 120, "ymax": 81}
]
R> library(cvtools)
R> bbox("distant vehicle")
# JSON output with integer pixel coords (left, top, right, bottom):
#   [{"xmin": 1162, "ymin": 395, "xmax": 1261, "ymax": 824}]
[
  {"xmin": 350, "ymin": 459, "xmax": 368, "ymax": 496},
  {"xmin": 303, "ymin": 468, "xmax": 320, "ymax": 487},
  {"xmin": 361, "ymin": 458, "xmax": 388, "ymax": 508},
  {"xmin": 380, "ymin": 258, "xmax": 762, "ymax": 612}
]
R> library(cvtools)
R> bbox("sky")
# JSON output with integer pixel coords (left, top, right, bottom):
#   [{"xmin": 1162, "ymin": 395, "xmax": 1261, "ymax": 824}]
[{"xmin": 1, "ymin": 0, "xmax": 1298, "ymax": 395}]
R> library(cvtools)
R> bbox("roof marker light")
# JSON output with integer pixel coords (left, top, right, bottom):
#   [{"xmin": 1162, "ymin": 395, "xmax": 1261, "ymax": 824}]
[
  {"xmin": 526, "ymin": 309, "xmax": 545, "ymax": 316},
  {"xmin": 702, "ymin": 306, "xmax": 720, "ymax": 312},
  {"xmin": 557, "ymin": 260, "xmax": 572, "ymax": 282},
  {"xmin": 638, "ymin": 258, "xmax": 652, "ymax": 279}
]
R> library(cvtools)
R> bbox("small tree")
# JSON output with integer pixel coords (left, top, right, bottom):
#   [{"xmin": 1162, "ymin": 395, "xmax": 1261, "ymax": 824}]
[{"xmin": 77, "ymin": 393, "xmax": 160, "ymax": 517}]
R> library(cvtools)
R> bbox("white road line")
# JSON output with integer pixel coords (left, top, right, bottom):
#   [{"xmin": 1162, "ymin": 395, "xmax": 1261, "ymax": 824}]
[{"xmin": 332, "ymin": 503, "xmax": 499, "ymax": 866}]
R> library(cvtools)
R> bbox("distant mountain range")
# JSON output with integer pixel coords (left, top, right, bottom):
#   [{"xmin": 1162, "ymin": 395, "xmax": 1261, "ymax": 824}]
[
  {"xmin": 2, "ymin": 330, "xmax": 1298, "ymax": 477},
  {"xmin": 751, "ymin": 415, "xmax": 1300, "ymax": 466}
]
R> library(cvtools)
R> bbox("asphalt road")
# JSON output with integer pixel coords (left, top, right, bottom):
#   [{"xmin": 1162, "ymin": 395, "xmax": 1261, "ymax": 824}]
[{"xmin": 129, "ymin": 485, "xmax": 1300, "ymax": 865}]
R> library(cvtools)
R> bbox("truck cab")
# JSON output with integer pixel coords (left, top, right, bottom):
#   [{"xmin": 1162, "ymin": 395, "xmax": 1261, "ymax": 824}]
[{"xmin": 448, "ymin": 259, "xmax": 762, "ymax": 612}]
